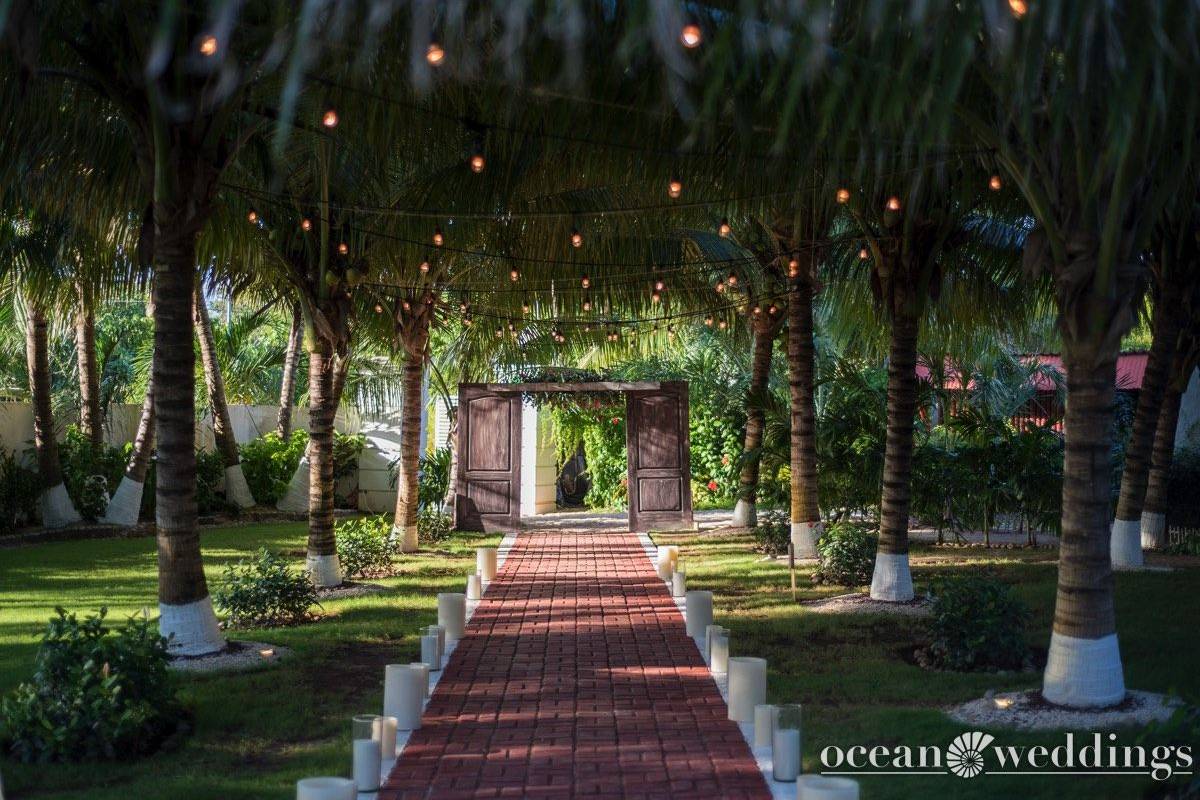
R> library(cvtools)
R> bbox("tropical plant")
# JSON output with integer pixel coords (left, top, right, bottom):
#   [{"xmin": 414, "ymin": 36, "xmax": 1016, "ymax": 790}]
[
  {"xmin": 813, "ymin": 523, "xmax": 878, "ymax": 587},
  {"xmin": 924, "ymin": 576, "xmax": 1030, "ymax": 673},
  {"xmin": 334, "ymin": 516, "xmax": 394, "ymax": 579},
  {"xmin": 417, "ymin": 507, "xmax": 453, "ymax": 546},
  {"xmin": 58, "ymin": 426, "xmax": 126, "ymax": 522},
  {"xmin": 417, "ymin": 446, "xmax": 452, "ymax": 511},
  {"xmin": 239, "ymin": 430, "xmax": 308, "ymax": 508},
  {"xmin": 213, "ymin": 549, "xmax": 319, "ymax": 627},
  {"xmin": 0, "ymin": 447, "xmax": 39, "ymax": 530}
]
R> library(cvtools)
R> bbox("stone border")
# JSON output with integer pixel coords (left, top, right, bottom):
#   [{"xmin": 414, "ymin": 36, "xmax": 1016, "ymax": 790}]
[
  {"xmin": 169, "ymin": 640, "xmax": 292, "ymax": 673},
  {"xmin": 947, "ymin": 689, "xmax": 1184, "ymax": 732}
]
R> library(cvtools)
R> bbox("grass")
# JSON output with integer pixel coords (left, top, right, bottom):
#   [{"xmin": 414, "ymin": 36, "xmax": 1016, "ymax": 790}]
[
  {"xmin": 0, "ymin": 522, "xmax": 499, "ymax": 800},
  {"xmin": 651, "ymin": 530, "xmax": 1199, "ymax": 800}
]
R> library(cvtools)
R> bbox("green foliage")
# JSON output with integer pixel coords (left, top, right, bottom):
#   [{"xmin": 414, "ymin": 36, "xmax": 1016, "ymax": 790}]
[
  {"xmin": 751, "ymin": 508, "xmax": 789, "ymax": 556},
  {"xmin": 239, "ymin": 430, "xmax": 307, "ymax": 506},
  {"xmin": 418, "ymin": 507, "xmax": 453, "ymax": 545},
  {"xmin": 418, "ymin": 446, "xmax": 451, "ymax": 509},
  {"xmin": 332, "ymin": 431, "xmax": 365, "ymax": 508},
  {"xmin": 0, "ymin": 448, "xmax": 39, "ymax": 530},
  {"xmin": 814, "ymin": 522, "xmax": 877, "ymax": 586},
  {"xmin": 547, "ymin": 401, "xmax": 629, "ymax": 510},
  {"xmin": 0, "ymin": 608, "xmax": 180, "ymax": 763},
  {"xmin": 689, "ymin": 404, "xmax": 741, "ymax": 504},
  {"xmin": 925, "ymin": 576, "xmax": 1030, "ymax": 672},
  {"xmin": 334, "ymin": 516, "xmax": 394, "ymax": 578},
  {"xmin": 815, "ymin": 360, "xmax": 890, "ymax": 520},
  {"xmin": 213, "ymin": 549, "xmax": 318, "ymax": 626},
  {"xmin": 58, "ymin": 427, "xmax": 125, "ymax": 522},
  {"xmin": 194, "ymin": 449, "xmax": 229, "ymax": 516},
  {"xmin": 1165, "ymin": 447, "xmax": 1200, "ymax": 530}
]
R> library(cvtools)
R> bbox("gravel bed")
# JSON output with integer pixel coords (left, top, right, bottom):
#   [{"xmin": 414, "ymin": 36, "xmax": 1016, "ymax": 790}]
[
  {"xmin": 800, "ymin": 591, "xmax": 932, "ymax": 617},
  {"xmin": 947, "ymin": 689, "xmax": 1183, "ymax": 731},
  {"xmin": 169, "ymin": 640, "xmax": 291, "ymax": 673}
]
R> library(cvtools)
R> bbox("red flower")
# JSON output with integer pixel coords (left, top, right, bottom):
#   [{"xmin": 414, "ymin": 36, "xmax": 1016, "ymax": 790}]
[
  {"xmin": 721, "ymin": 454, "xmax": 730, "ymax": 466},
  {"xmin": 611, "ymin": 417, "xmax": 620, "ymax": 425},
  {"xmin": 706, "ymin": 480, "xmax": 719, "ymax": 492}
]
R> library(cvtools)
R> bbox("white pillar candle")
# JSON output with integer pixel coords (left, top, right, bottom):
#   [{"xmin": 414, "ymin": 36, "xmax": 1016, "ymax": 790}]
[
  {"xmin": 383, "ymin": 663, "xmax": 424, "ymax": 730},
  {"xmin": 352, "ymin": 737, "xmax": 381, "ymax": 791},
  {"xmin": 466, "ymin": 572, "xmax": 483, "ymax": 600},
  {"xmin": 296, "ymin": 777, "xmax": 356, "ymax": 800},
  {"xmin": 704, "ymin": 624, "xmax": 724, "ymax": 664},
  {"xmin": 797, "ymin": 775, "xmax": 860, "ymax": 799},
  {"xmin": 373, "ymin": 715, "xmax": 398, "ymax": 760},
  {"xmin": 671, "ymin": 570, "xmax": 686, "ymax": 597},
  {"xmin": 753, "ymin": 704, "xmax": 777, "ymax": 748},
  {"xmin": 685, "ymin": 590, "xmax": 713, "ymax": 637},
  {"xmin": 426, "ymin": 625, "xmax": 445, "ymax": 663},
  {"xmin": 710, "ymin": 628, "xmax": 729, "ymax": 674},
  {"xmin": 421, "ymin": 634, "xmax": 441, "ymax": 671},
  {"xmin": 476, "ymin": 547, "xmax": 498, "ymax": 581},
  {"xmin": 437, "ymin": 592, "xmax": 467, "ymax": 641},
  {"xmin": 410, "ymin": 661, "xmax": 431, "ymax": 698},
  {"xmin": 772, "ymin": 728, "xmax": 801, "ymax": 781},
  {"xmin": 726, "ymin": 657, "xmax": 767, "ymax": 722}
]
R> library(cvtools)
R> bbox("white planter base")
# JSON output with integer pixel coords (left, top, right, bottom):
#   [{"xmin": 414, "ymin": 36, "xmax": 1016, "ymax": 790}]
[
  {"xmin": 869, "ymin": 552, "xmax": 914, "ymax": 602},
  {"xmin": 40, "ymin": 483, "xmax": 81, "ymax": 529},
  {"xmin": 223, "ymin": 464, "xmax": 256, "ymax": 508},
  {"xmin": 159, "ymin": 595, "xmax": 225, "ymax": 656},
  {"xmin": 306, "ymin": 553, "xmax": 342, "ymax": 588},
  {"xmin": 1110, "ymin": 518, "xmax": 1144, "ymax": 568},
  {"xmin": 276, "ymin": 457, "xmax": 309, "ymax": 512},
  {"xmin": 731, "ymin": 499, "xmax": 757, "ymax": 528},
  {"xmin": 1141, "ymin": 511, "xmax": 1166, "ymax": 550},
  {"xmin": 393, "ymin": 524, "xmax": 418, "ymax": 554},
  {"xmin": 791, "ymin": 521, "xmax": 822, "ymax": 559},
  {"xmin": 1042, "ymin": 631, "xmax": 1126, "ymax": 708},
  {"xmin": 101, "ymin": 477, "xmax": 144, "ymax": 527}
]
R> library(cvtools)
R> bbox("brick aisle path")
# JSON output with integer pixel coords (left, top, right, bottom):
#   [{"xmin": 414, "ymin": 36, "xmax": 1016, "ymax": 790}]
[{"xmin": 380, "ymin": 530, "xmax": 771, "ymax": 800}]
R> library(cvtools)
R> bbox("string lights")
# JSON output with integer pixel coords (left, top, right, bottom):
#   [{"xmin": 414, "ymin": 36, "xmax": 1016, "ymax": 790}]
[
  {"xmin": 322, "ymin": 109, "xmax": 339, "ymax": 128},
  {"xmin": 989, "ymin": 174, "xmax": 1003, "ymax": 191},
  {"xmin": 718, "ymin": 218, "xmax": 731, "ymax": 237},
  {"xmin": 432, "ymin": 226, "xmax": 444, "ymax": 247},
  {"xmin": 426, "ymin": 42, "xmax": 445, "ymax": 65},
  {"xmin": 836, "ymin": 187, "xmax": 851, "ymax": 204},
  {"xmin": 571, "ymin": 227, "xmax": 583, "ymax": 248},
  {"xmin": 301, "ymin": 218, "xmax": 312, "ymax": 231},
  {"xmin": 337, "ymin": 242, "xmax": 349, "ymax": 255},
  {"xmin": 198, "ymin": 35, "xmax": 218, "ymax": 57},
  {"xmin": 668, "ymin": 175, "xmax": 683, "ymax": 198},
  {"xmin": 885, "ymin": 196, "xmax": 901, "ymax": 212}
]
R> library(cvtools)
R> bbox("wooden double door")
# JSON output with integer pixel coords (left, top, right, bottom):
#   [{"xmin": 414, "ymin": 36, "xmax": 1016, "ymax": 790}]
[{"xmin": 454, "ymin": 382, "xmax": 693, "ymax": 533}]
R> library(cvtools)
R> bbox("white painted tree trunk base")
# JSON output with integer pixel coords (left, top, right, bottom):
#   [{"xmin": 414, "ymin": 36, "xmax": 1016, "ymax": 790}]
[
  {"xmin": 276, "ymin": 457, "xmax": 309, "ymax": 512},
  {"xmin": 306, "ymin": 553, "xmax": 342, "ymax": 588},
  {"xmin": 40, "ymin": 483, "xmax": 81, "ymax": 528},
  {"xmin": 101, "ymin": 477, "xmax": 144, "ymax": 527},
  {"xmin": 393, "ymin": 524, "xmax": 418, "ymax": 553},
  {"xmin": 1141, "ymin": 512, "xmax": 1166, "ymax": 550},
  {"xmin": 1110, "ymin": 518, "xmax": 1144, "ymax": 568},
  {"xmin": 223, "ymin": 464, "xmax": 256, "ymax": 508},
  {"xmin": 159, "ymin": 595, "xmax": 225, "ymax": 656},
  {"xmin": 790, "ymin": 521, "xmax": 822, "ymax": 559},
  {"xmin": 869, "ymin": 552, "xmax": 914, "ymax": 602},
  {"xmin": 731, "ymin": 499, "xmax": 757, "ymax": 528},
  {"xmin": 1042, "ymin": 631, "xmax": 1126, "ymax": 708}
]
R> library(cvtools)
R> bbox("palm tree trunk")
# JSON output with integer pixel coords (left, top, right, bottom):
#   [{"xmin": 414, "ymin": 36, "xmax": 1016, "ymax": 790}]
[
  {"xmin": 1142, "ymin": 378, "xmax": 1185, "ymax": 549},
  {"xmin": 25, "ymin": 298, "xmax": 81, "ymax": 528},
  {"xmin": 276, "ymin": 303, "xmax": 302, "ymax": 439},
  {"xmin": 74, "ymin": 283, "xmax": 103, "ymax": 448},
  {"xmin": 103, "ymin": 375, "xmax": 155, "ymax": 526},
  {"xmin": 193, "ymin": 283, "xmax": 254, "ymax": 508},
  {"xmin": 1111, "ymin": 295, "xmax": 1181, "ymax": 566},
  {"xmin": 732, "ymin": 319, "xmax": 779, "ymax": 527},
  {"xmin": 391, "ymin": 346, "xmax": 426, "ymax": 553},
  {"xmin": 788, "ymin": 279, "xmax": 821, "ymax": 558},
  {"xmin": 1042, "ymin": 345, "xmax": 1125, "ymax": 707},
  {"xmin": 441, "ymin": 408, "xmax": 459, "ymax": 514},
  {"xmin": 869, "ymin": 309, "xmax": 920, "ymax": 601},
  {"xmin": 277, "ymin": 346, "xmax": 348, "ymax": 515},
  {"xmin": 305, "ymin": 339, "xmax": 341, "ymax": 586},
  {"xmin": 152, "ymin": 214, "xmax": 223, "ymax": 656}
]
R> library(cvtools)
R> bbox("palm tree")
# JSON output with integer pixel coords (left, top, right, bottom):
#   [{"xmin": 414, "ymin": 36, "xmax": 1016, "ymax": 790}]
[
  {"xmin": 193, "ymin": 279, "xmax": 255, "ymax": 508},
  {"xmin": 276, "ymin": 303, "xmax": 303, "ymax": 438},
  {"xmin": 73, "ymin": 279, "xmax": 103, "ymax": 446},
  {"xmin": 731, "ymin": 304, "xmax": 784, "ymax": 528},
  {"xmin": 389, "ymin": 294, "xmax": 434, "ymax": 553}
]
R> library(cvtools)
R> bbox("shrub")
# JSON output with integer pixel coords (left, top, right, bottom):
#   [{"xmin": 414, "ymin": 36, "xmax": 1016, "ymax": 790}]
[
  {"xmin": 59, "ymin": 427, "xmax": 126, "ymax": 522},
  {"xmin": 239, "ymin": 430, "xmax": 307, "ymax": 506},
  {"xmin": 418, "ymin": 446, "xmax": 452, "ymax": 509},
  {"xmin": 0, "ymin": 608, "xmax": 181, "ymax": 763},
  {"xmin": 213, "ymin": 549, "xmax": 319, "ymax": 626},
  {"xmin": 813, "ymin": 522, "xmax": 877, "ymax": 586},
  {"xmin": 335, "ymin": 515, "xmax": 394, "ymax": 578},
  {"xmin": 418, "ymin": 507, "xmax": 453, "ymax": 545},
  {"xmin": 924, "ymin": 575, "xmax": 1030, "ymax": 672},
  {"xmin": 751, "ymin": 508, "xmax": 789, "ymax": 556},
  {"xmin": 194, "ymin": 449, "xmax": 229, "ymax": 516},
  {"xmin": 0, "ymin": 448, "xmax": 39, "ymax": 530},
  {"xmin": 1165, "ymin": 447, "xmax": 1200, "ymax": 529}
]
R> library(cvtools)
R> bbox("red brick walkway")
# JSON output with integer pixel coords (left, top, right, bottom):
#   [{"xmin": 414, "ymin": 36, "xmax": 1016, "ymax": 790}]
[{"xmin": 380, "ymin": 530, "xmax": 771, "ymax": 800}]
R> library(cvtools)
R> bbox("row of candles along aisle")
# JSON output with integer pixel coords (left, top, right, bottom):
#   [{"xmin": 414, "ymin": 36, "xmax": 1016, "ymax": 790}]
[
  {"xmin": 294, "ymin": 547, "xmax": 500, "ymax": 800},
  {"xmin": 655, "ymin": 545, "xmax": 862, "ymax": 800}
]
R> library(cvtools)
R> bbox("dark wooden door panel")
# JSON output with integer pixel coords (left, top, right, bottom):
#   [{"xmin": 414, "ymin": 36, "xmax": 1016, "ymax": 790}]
[
  {"xmin": 455, "ymin": 385, "xmax": 521, "ymax": 532},
  {"xmin": 627, "ymin": 382, "xmax": 693, "ymax": 532}
]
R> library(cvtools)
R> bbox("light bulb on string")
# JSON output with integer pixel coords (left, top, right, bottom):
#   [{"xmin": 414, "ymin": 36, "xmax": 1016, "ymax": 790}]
[
  {"xmin": 718, "ymin": 218, "xmax": 731, "ymax": 238},
  {"xmin": 1008, "ymin": 0, "xmax": 1028, "ymax": 19},
  {"xmin": 651, "ymin": 290, "xmax": 661, "ymax": 304},
  {"xmin": 886, "ymin": 196, "xmax": 901, "ymax": 212},
  {"xmin": 583, "ymin": 296, "xmax": 592, "ymax": 312},
  {"xmin": 581, "ymin": 276, "xmax": 591, "ymax": 289},
  {"xmin": 668, "ymin": 175, "xmax": 683, "ymax": 199},
  {"xmin": 426, "ymin": 42, "xmax": 445, "ymax": 65},
  {"xmin": 495, "ymin": 327, "xmax": 502, "ymax": 338},
  {"xmin": 509, "ymin": 267, "xmax": 520, "ymax": 282},
  {"xmin": 752, "ymin": 305, "xmax": 762, "ymax": 316},
  {"xmin": 464, "ymin": 316, "xmax": 473, "ymax": 327},
  {"xmin": 718, "ymin": 319, "xmax": 728, "ymax": 330},
  {"xmin": 715, "ymin": 280, "xmax": 726, "ymax": 293},
  {"xmin": 198, "ymin": 35, "xmax": 218, "ymax": 57},
  {"xmin": 680, "ymin": 22, "xmax": 703, "ymax": 48},
  {"xmin": 419, "ymin": 259, "xmax": 430, "ymax": 274},
  {"xmin": 727, "ymin": 271, "xmax": 738, "ymax": 287},
  {"xmin": 373, "ymin": 303, "xmax": 383, "ymax": 314},
  {"xmin": 989, "ymin": 174, "xmax": 1003, "ymax": 191},
  {"xmin": 522, "ymin": 295, "xmax": 531, "ymax": 315},
  {"xmin": 768, "ymin": 304, "xmax": 778, "ymax": 315},
  {"xmin": 654, "ymin": 277, "xmax": 665, "ymax": 291},
  {"xmin": 337, "ymin": 242, "xmax": 349, "ymax": 255},
  {"xmin": 836, "ymin": 187, "xmax": 851, "ymax": 204},
  {"xmin": 247, "ymin": 209, "xmax": 258, "ymax": 223},
  {"xmin": 788, "ymin": 256, "xmax": 800, "ymax": 278},
  {"xmin": 321, "ymin": 109, "xmax": 338, "ymax": 128},
  {"xmin": 859, "ymin": 247, "xmax": 870, "ymax": 260},
  {"xmin": 571, "ymin": 228, "xmax": 583, "ymax": 248},
  {"xmin": 704, "ymin": 315, "xmax": 714, "ymax": 327},
  {"xmin": 432, "ymin": 226, "xmax": 444, "ymax": 247},
  {"xmin": 301, "ymin": 218, "xmax": 312, "ymax": 231},
  {"xmin": 469, "ymin": 151, "xmax": 485, "ymax": 174},
  {"xmin": 459, "ymin": 301, "xmax": 469, "ymax": 313}
]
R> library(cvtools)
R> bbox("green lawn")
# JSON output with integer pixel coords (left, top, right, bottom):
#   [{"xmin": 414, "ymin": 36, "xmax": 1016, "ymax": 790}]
[
  {"xmin": 651, "ymin": 530, "xmax": 1199, "ymax": 800},
  {"xmin": 0, "ymin": 523, "xmax": 500, "ymax": 800}
]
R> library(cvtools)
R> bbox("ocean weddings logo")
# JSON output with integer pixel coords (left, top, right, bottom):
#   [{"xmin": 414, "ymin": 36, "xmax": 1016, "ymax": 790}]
[{"xmin": 819, "ymin": 731, "xmax": 1194, "ymax": 781}]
